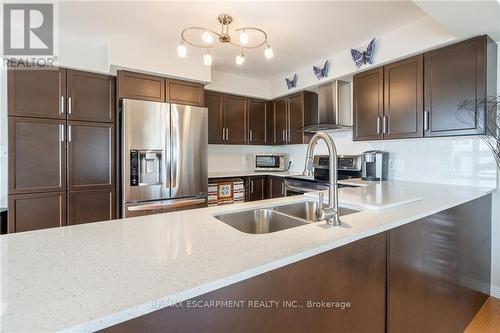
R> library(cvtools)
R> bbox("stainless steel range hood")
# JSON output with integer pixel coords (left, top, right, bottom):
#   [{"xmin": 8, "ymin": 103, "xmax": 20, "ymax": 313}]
[{"xmin": 302, "ymin": 80, "xmax": 352, "ymax": 133}]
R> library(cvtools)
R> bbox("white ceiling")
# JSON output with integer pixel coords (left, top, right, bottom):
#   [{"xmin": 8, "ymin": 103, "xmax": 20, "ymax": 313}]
[{"xmin": 60, "ymin": 1, "xmax": 427, "ymax": 79}]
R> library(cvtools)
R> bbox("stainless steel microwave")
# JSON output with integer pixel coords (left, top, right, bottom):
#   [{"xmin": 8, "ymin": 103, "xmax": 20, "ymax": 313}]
[{"xmin": 254, "ymin": 154, "xmax": 289, "ymax": 171}]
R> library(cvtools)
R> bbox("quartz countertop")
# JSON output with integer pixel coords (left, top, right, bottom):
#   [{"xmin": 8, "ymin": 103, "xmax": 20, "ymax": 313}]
[{"xmin": 0, "ymin": 181, "xmax": 495, "ymax": 332}]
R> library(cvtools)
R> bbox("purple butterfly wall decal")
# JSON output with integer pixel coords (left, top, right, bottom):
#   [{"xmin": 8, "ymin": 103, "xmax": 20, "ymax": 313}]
[
  {"xmin": 351, "ymin": 38, "xmax": 376, "ymax": 68},
  {"xmin": 285, "ymin": 73, "xmax": 298, "ymax": 89},
  {"xmin": 313, "ymin": 60, "xmax": 329, "ymax": 80}
]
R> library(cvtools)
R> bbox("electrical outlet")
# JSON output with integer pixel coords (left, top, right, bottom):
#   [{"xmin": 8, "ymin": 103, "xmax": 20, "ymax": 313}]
[{"xmin": 388, "ymin": 159, "xmax": 404, "ymax": 171}]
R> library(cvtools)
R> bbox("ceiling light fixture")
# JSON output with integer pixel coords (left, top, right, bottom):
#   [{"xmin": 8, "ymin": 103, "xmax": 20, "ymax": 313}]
[{"xmin": 178, "ymin": 14, "xmax": 273, "ymax": 66}]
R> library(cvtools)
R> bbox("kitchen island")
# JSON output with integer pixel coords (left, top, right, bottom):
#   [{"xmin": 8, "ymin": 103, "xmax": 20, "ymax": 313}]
[{"xmin": 0, "ymin": 180, "xmax": 494, "ymax": 332}]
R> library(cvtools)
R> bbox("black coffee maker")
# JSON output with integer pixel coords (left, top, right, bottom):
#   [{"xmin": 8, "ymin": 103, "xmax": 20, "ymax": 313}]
[{"xmin": 361, "ymin": 150, "xmax": 388, "ymax": 181}]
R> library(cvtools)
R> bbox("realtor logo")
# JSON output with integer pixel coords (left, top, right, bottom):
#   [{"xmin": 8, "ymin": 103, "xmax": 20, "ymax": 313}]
[{"xmin": 3, "ymin": 3, "xmax": 53, "ymax": 56}]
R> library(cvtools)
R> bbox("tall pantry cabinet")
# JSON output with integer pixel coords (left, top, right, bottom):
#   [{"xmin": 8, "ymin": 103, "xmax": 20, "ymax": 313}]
[{"xmin": 7, "ymin": 68, "xmax": 116, "ymax": 232}]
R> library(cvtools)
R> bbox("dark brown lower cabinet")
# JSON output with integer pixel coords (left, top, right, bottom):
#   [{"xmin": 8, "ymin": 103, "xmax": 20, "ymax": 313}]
[
  {"xmin": 245, "ymin": 176, "xmax": 266, "ymax": 201},
  {"xmin": 388, "ymin": 195, "xmax": 491, "ymax": 333},
  {"xmin": 103, "ymin": 233, "xmax": 387, "ymax": 333},
  {"xmin": 8, "ymin": 192, "xmax": 66, "ymax": 233},
  {"xmin": 267, "ymin": 176, "xmax": 285, "ymax": 199},
  {"xmin": 68, "ymin": 189, "xmax": 115, "ymax": 225}
]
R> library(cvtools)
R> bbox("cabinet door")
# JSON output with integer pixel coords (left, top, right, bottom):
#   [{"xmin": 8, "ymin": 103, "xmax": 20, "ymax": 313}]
[
  {"xmin": 353, "ymin": 67, "xmax": 384, "ymax": 141},
  {"xmin": 273, "ymin": 99, "xmax": 288, "ymax": 145},
  {"xmin": 67, "ymin": 70, "xmax": 115, "ymax": 122},
  {"xmin": 223, "ymin": 95, "xmax": 247, "ymax": 144},
  {"xmin": 68, "ymin": 189, "xmax": 115, "ymax": 225},
  {"xmin": 8, "ymin": 117, "xmax": 66, "ymax": 194},
  {"xmin": 67, "ymin": 122, "xmax": 114, "ymax": 191},
  {"xmin": 424, "ymin": 36, "xmax": 486, "ymax": 137},
  {"xmin": 117, "ymin": 70, "xmax": 165, "ymax": 102},
  {"xmin": 247, "ymin": 99, "xmax": 267, "ymax": 144},
  {"xmin": 8, "ymin": 192, "xmax": 66, "ymax": 233},
  {"xmin": 8, "ymin": 68, "xmax": 66, "ymax": 119},
  {"xmin": 383, "ymin": 55, "xmax": 423, "ymax": 139},
  {"xmin": 268, "ymin": 176, "xmax": 285, "ymax": 199},
  {"xmin": 166, "ymin": 79, "xmax": 204, "ymax": 106},
  {"xmin": 246, "ymin": 176, "xmax": 266, "ymax": 201},
  {"xmin": 287, "ymin": 93, "xmax": 305, "ymax": 144},
  {"xmin": 205, "ymin": 92, "xmax": 224, "ymax": 144},
  {"xmin": 266, "ymin": 102, "xmax": 275, "ymax": 144}
]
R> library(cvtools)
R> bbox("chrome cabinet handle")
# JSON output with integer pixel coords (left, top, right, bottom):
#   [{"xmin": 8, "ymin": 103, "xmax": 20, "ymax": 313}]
[
  {"xmin": 377, "ymin": 116, "xmax": 382, "ymax": 135},
  {"xmin": 282, "ymin": 129, "xmax": 285, "ymax": 141},
  {"xmin": 250, "ymin": 180, "xmax": 254, "ymax": 193},
  {"xmin": 249, "ymin": 129, "xmax": 253, "ymax": 142},
  {"xmin": 60, "ymin": 96, "xmax": 65, "ymax": 114},
  {"xmin": 226, "ymin": 128, "xmax": 229, "ymax": 141},
  {"xmin": 383, "ymin": 116, "xmax": 388, "ymax": 134},
  {"xmin": 222, "ymin": 128, "xmax": 225, "ymax": 141},
  {"xmin": 424, "ymin": 111, "xmax": 430, "ymax": 131},
  {"xmin": 68, "ymin": 125, "xmax": 72, "ymax": 142},
  {"xmin": 68, "ymin": 97, "xmax": 72, "ymax": 114},
  {"xmin": 281, "ymin": 182, "xmax": 285, "ymax": 196},
  {"xmin": 60, "ymin": 124, "xmax": 65, "ymax": 142}
]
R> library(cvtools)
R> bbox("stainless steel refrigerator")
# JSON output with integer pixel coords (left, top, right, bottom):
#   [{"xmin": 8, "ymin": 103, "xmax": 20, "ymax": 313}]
[{"xmin": 121, "ymin": 99, "xmax": 208, "ymax": 217}]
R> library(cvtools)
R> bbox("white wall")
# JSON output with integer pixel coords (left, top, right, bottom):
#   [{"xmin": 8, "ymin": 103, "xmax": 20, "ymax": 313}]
[
  {"xmin": 206, "ymin": 70, "xmax": 272, "ymax": 99},
  {"xmin": 269, "ymin": 16, "xmax": 454, "ymax": 98}
]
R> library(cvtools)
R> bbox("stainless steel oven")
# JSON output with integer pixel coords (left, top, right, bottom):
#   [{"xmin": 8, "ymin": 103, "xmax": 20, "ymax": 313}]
[{"xmin": 254, "ymin": 153, "xmax": 288, "ymax": 172}]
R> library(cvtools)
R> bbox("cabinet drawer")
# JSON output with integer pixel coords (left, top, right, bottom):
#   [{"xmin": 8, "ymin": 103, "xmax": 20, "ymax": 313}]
[
  {"xmin": 68, "ymin": 189, "xmax": 115, "ymax": 225},
  {"xmin": 118, "ymin": 71, "xmax": 165, "ymax": 102},
  {"xmin": 8, "ymin": 192, "xmax": 66, "ymax": 233},
  {"xmin": 167, "ymin": 79, "xmax": 204, "ymax": 106}
]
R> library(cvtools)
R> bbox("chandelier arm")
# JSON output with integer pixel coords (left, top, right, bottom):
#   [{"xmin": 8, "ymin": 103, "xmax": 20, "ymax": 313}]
[
  {"xmin": 181, "ymin": 27, "xmax": 221, "ymax": 49},
  {"xmin": 231, "ymin": 27, "xmax": 268, "ymax": 49}
]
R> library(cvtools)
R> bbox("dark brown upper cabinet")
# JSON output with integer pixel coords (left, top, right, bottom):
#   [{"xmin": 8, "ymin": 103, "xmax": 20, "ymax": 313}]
[
  {"xmin": 247, "ymin": 99, "xmax": 267, "ymax": 144},
  {"xmin": 424, "ymin": 35, "xmax": 494, "ymax": 137},
  {"xmin": 8, "ymin": 117, "xmax": 66, "ymax": 194},
  {"xmin": 8, "ymin": 192, "xmax": 66, "ymax": 233},
  {"xmin": 223, "ymin": 95, "xmax": 247, "ymax": 144},
  {"xmin": 206, "ymin": 92, "xmax": 224, "ymax": 144},
  {"xmin": 268, "ymin": 91, "xmax": 317, "ymax": 145},
  {"xmin": 353, "ymin": 67, "xmax": 384, "ymax": 141},
  {"xmin": 205, "ymin": 91, "xmax": 247, "ymax": 144},
  {"xmin": 118, "ymin": 70, "xmax": 165, "ymax": 102},
  {"xmin": 272, "ymin": 98, "xmax": 288, "ymax": 145},
  {"xmin": 67, "ymin": 70, "xmax": 115, "ymax": 123},
  {"xmin": 166, "ymin": 79, "xmax": 204, "ymax": 106},
  {"xmin": 67, "ymin": 122, "xmax": 115, "ymax": 191},
  {"xmin": 287, "ymin": 93, "xmax": 306, "ymax": 144},
  {"xmin": 68, "ymin": 189, "xmax": 115, "ymax": 225},
  {"xmin": 8, "ymin": 68, "xmax": 66, "ymax": 119},
  {"xmin": 383, "ymin": 54, "xmax": 424, "ymax": 139}
]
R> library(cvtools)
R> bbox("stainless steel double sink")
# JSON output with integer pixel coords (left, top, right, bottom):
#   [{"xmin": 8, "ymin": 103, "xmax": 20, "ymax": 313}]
[{"xmin": 214, "ymin": 201, "xmax": 359, "ymax": 234}]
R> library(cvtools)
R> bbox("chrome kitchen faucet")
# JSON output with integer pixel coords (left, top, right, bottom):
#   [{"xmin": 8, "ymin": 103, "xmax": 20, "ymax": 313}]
[{"xmin": 303, "ymin": 131, "xmax": 341, "ymax": 226}]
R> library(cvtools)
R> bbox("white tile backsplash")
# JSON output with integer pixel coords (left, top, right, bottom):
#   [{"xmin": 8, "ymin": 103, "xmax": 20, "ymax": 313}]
[{"xmin": 208, "ymin": 131, "xmax": 498, "ymax": 188}]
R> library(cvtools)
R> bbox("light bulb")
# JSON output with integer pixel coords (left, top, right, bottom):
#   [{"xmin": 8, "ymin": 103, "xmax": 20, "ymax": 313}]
[
  {"xmin": 239, "ymin": 31, "xmax": 249, "ymax": 45},
  {"xmin": 264, "ymin": 44, "xmax": 273, "ymax": 59},
  {"xmin": 177, "ymin": 42, "xmax": 187, "ymax": 58},
  {"xmin": 202, "ymin": 31, "xmax": 214, "ymax": 44},
  {"xmin": 203, "ymin": 50, "xmax": 212, "ymax": 66},
  {"xmin": 235, "ymin": 52, "xmax": 245, "ymax": 66}
]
